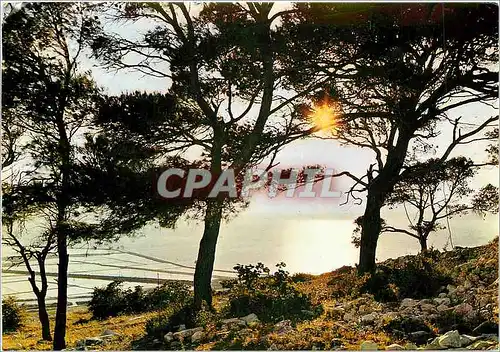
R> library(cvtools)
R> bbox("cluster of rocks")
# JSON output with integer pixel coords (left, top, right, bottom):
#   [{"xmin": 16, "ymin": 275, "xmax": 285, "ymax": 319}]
[
  {"xmin": 162, "ymin": 313, "xmax": 260, "ymax": 349},
  {"xmin": 74, "ymin": 329, "xmax": 119, "ymax": 351},
  {"xmin": 360, "ymin": 330, "xmax": 498, "ymax": 350}
]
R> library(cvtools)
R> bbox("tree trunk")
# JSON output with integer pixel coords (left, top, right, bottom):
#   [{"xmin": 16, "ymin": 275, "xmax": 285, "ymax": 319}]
[
  {"xmin": 193, "ymin": 199, "xmax": 223, "ymax": 309},
  {"xmin": 37, "ymin": 296, "xmax": 52, "ymax": 341},
  {"xmin": 419, "ymin": 237, "xmax": 428, "ymax": 252},
  {"xmin": 53, "ymin": 232, "xmax": 69, "ymax": 350},
  {"xmin": 358, "ymin": 193, "xmax": 384, "ymax": 274}
]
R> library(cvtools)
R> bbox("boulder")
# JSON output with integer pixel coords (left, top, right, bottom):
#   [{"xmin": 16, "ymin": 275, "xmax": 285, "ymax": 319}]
[
  {"xmin": 401, "ymin": 298, "xmax": 418, "ymax": 308},
  {"xmin": 437, "ymin": 330, "xmax": 461, "ymax": 348},
  {"xmin": 360, "ymin": 341, "xmax": 379, "ymax": 350},
  {"xmin": 453, "ymin": 303, "xmax": 473, "ymax": 316},
  {"xmin": 438, "ymin": 293, "xmax": 447, "ymax": 299},
  {"xmin": 361, "ymin": 312, "xmax": 378, "ymax": 325},
  {"xmin": 274, "ymin": 320, "xmax": 293, "ymax": 335},
  {"xmin": 447, "ymin": 284, "xmax": 457, "ymax": 294},
  {"xmin": 437, "ymin": 304, "xmax": 449, "ymax": 312},
  {"xmin": 434, "ymin": 298, "xmax": 451, "ymax": 306},
  {"xmin": 459, "ymin": 335, "xmax": 473, "ymax": 347},
  {"xmin": 241, "ymin": 313, "xmax": 260, "ymax": 325},
  {"xmin": 420, "ymin": 303, "xmax": 436, "ymax": 312},
  {"xmin": 164, "ymin": 332, "xmax": 174, "ymax": 343},
  {"xmin": 222, "ymin": 318, "xmax": 247, "ymax": 329},
  {"xmin": 386, "ymin": 343, "xmax": 404, "ymax": 350},
  {"xmin": 191, "ymin": 330, "xmax": 204, "ymax": 343},
  {"xmin": 173, "ymin": 327, "xmax": 203, "ymax": 340}
]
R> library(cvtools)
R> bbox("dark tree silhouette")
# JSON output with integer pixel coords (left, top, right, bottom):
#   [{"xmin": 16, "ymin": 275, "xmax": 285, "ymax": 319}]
[
  {"xmin": 352, "ymin": 158, "xmax": 499, "ymax": 252},
  {"xmin": 2, "ymin": 3, "xmax": 106, "ymax": 349},
  {"xmin": 90, "ymin": 2, "xmax": 346, "ymax": 308},
  {"xmin": 287, "ymin": 3, "xmax": 498, "ymax": 273}
]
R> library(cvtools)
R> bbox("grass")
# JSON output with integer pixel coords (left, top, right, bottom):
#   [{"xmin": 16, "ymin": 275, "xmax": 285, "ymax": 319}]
[{"xmin": 1, "ymin": 306, "xmax": 157, "ymax": 351}]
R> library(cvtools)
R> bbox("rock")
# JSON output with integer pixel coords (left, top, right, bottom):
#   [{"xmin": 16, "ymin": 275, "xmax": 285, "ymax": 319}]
[
  {"xmin": 478, "ymin": 296, "xmax": 490, "ymax": 308},
  {"xmin": 178, "ymin": 324, "xmax": 186, "ymax": 331},
  {"xmin": 437, "ymin": 330, "xmax": 461, "ymax": 348},
  {"xmin": 164, "ymin": 332, "xmax": 174, "ymax": 343},
  {"xmin": 434, "ymin": 298, "xmax": 451, "ymax": 306},
  {"xmin": 473, "ymin": 321, "xmax": 499, "ymax": 335},
  {"xmin": 381, "ymin": 312, "xmax": 399, "ymax": 321},
  {"xmin": 360, "ymin": 341, "xmax": 379, "ymax": 350},
  {"xmin": 438, "ymin": 293, "xmax": 447, "ymax": 298},
  {"xmin": 420, "ymin": 303, "xmax": 436, "ymax": 312},
  {"xmin": 386, "ymin": 343, "xmax": 404, "ymax": 350},
  {"xmin": 241, "ymin": 313, "xmax": 260, "ymax": 325},
  {"xmin": 447, "ymin": 284, "xmax": 457, "ymax": 294},
  {"xmin": 344, "ymin": 312, "xmax": 356, "ymax": 322},
  {"xmin": 191, "ymin": 330, "xmax": 204, "ymax": 343},
  {"xmin": 170, "ymin": 341, "xmax": 182, "ymax": 350},
  {"xmin": 466, "ymin": 340, "xmax": 494, "ymax": 350},
  {"xmin": 101, "ymin": 329, "xmax": 118, "ymax": 337},
  {"xmin": 173, "ymin": 327, "xmax": 203, "ymax": 340},
  {"xmin": 361, "ymin": 312, "xmax": 378, "ymax": 325},
  {"xmin": 453, "ymin": 303, "xmax": 474, "ymax": 316},
  {"xmin": 437, "ymin": 304, "xmax": 450, "ymax": 312},
  {"xmin": 274, "ymin": 320, "xmax": 293, "ymax": 335},
  {"xmin": 84, "ymin": 338, "xmax": 103, "ymax": 346},
  {"xmin": 401, "ymin": 298, "xmax": 418, "ymax": 308},
  {"xmin": 222, "ymin": 318, "xmax": 247, "ymax": 329},
  {"xmin": 404, "ymin": 343, "xmax": 418, "ymax": 350},
  {"xmin": 459, "ymin": 335, "xmax": 473, "ymax": 347}
]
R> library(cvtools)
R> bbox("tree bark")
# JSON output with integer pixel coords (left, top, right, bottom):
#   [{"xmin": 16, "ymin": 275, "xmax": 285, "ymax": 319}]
[
  {"xmin": 193, "ymin": 198, "xmax": 223, "ymax": 309},
  {"xmin": 358, "ymin": 193, "xmax": 384, "ymax": 273},
  {"xmin": 419, "ymin": 236, "xmax": 428, "ymax": 252},
  {"xmin": 358, "ymin": 131, "xmax": 412, "ymax": 274},
  {"xmin": 53, "ymin": 234, "xmax": 68, "ymax": 350},
  {"xmin": 37, "ymin": 296, "xmax": 52, "ymax": 341}
]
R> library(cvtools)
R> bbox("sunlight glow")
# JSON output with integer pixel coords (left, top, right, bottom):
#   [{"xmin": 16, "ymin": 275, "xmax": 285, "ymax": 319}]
[{"xmin": 308, "ymin": 99, "xmax": 341, "ymax": 132}]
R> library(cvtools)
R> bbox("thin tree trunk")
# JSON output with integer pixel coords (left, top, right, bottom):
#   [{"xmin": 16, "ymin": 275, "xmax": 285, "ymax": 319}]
[
  {"xmin": 193, "ymin": 199, "xmax": 223, "ymax": 309},
  {"xmin": 53, "ymin": 231, "xmax": 68, "ymax": 350},
  {"xmin": 37, "ymin": 296, "xmax": 52, "ymax": 341}
]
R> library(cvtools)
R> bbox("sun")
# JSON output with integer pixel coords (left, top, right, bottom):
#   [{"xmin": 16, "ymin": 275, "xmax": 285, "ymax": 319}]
[{"xmin": 308, "ymin": 100, "xmax": 340, "ymax": 132}]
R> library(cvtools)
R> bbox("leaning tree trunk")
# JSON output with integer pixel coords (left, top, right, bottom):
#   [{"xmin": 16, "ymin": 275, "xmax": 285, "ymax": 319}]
[
  {"xmin": 358, "ymin": 192, "xmax": 384, "ymax": 274},
  {"xmin": 53, "ymin": 228, "xmax": 69, "ymax": 350},
  {"xmin": 193, "ymin": 198, "xmax": 224, "ymax": 309}
]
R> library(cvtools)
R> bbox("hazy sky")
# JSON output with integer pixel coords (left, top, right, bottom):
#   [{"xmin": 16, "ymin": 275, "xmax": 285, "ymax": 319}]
[{"xmin": 79, "ymin": 4, "xmax": 498, "ymax": 219}]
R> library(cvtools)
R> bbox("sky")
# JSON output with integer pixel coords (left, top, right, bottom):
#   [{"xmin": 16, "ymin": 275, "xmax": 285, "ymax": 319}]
[{"xmin": 78, "ymin": 3, "xmax": 498, "ymax": 221}]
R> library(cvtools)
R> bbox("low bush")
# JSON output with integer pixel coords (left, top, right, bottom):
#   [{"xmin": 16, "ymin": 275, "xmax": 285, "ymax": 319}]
[
  {"xmin": 89, "ymin": 280, "xmax": 192, "ymax": 319},
  {"xmin": 361, "ymin": 252, "xmax": 451, "ymax": 302},
  {"xmin": 145, "ymin": 301, "xmax": 218, "ymax": 339},
  {"xmin": 2, "ymin": 296, "xmax": 23, "ymax": 332},
  {"xmin": 223, "ymin": 262, "xmax": 322, "ymax": 323}
]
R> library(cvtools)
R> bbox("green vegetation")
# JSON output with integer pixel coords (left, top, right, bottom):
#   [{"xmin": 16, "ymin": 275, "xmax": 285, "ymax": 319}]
[
  {"xmin": 89, "ymin": 281, "xmax": 192, "ymax": 320},
  {"xmin": 2, "ymin": 296, "xmax": 24, "ymax": 333}
]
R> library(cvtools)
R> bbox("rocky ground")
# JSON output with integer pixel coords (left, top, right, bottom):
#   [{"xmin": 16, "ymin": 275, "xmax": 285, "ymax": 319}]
[{"xmin": 4, "ymin": 238, "xmax": 498, "ymax": 351}]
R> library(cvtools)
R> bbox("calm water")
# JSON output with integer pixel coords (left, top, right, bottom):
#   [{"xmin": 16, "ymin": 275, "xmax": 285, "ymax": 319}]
[{"xmin": 2, "ymin": 207, "xmax": 498, "ymax": 302}]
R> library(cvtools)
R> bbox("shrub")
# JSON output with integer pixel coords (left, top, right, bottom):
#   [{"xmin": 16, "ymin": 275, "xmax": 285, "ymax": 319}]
[
  {"xmin": 2, "ymin": 296, "xmax": 23, "ymax": 332},
  {"xmin": 361, "ymin": 252, "xmax": 451, "ymax": 302},
  {"xmin": 89, "ymin": 280, "xmax": 192, "ymax": 319},
  {"xmin": 89, "ymin": 281, "xmax": 129, "ymax": 319},
  {"xmin": 224, "ymin": 262, "xmax": 322, "ymax": 323},
  {"xmin": 145, "ymin": 301, "xmax": 216, "ymax": 338},
  {"xmin": 291, "ymin": 272, "xmax": 315, "ymax": 283}
]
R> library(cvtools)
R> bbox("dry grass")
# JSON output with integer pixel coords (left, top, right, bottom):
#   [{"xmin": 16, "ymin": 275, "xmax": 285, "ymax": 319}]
[{"xmin": 1, "ymin": 306, "xmax": 157, "ymax": 351}]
